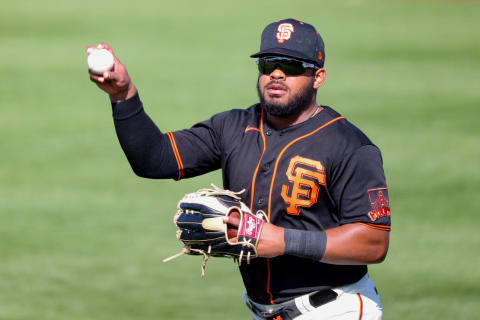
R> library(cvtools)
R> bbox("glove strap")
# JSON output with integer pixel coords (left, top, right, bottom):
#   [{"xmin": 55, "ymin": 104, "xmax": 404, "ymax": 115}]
[
  {"xmin": 239, "ymin": 212, "xmax": 264, "ymax": 241},
  {"xmin": 234, "ymin": 212, "xmax": 265, "ymax": 265}
]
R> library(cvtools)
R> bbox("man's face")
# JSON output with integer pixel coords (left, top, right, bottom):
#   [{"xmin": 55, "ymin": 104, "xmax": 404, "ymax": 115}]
[{"xmin": 256, "ymin": 64, "xmax": 316, "ymax": 117}]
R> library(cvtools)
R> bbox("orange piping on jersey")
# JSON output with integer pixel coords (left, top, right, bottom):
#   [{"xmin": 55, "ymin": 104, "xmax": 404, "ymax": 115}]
[
  {"xmin": 266, "ymin": 258, "xmax": 275, "ymax": 304},
  {"xmin": 263, "ymin": 116, "xmax": 344, "ymax": 304},
  {"xmin": 246, "ymin": 108, "xmax": 272, "ymax": 304},
  {"xmin": 244, "ymin": 126, "xmax": 262, "ymax": 133},
  {"xmin": 355, "ymin": 222, "xmax": 391, "ymax": 231},
  {"xmin": 166, "ymin": 132, "xmax": 184, "ymax": 180},
  {"xmin": 249, "ymin": 108, "xmax": 266, "ymax": 210},
  {"xmin": 267, "ymin": 116, "xmax": 344, "ymax": 220},
  {"xmin": 357, "ymin": 293, "xmax": 363, "ymax": 320},
  {"xmin": 368, "ymin": 187, "xmax": 389, "ymax": 192}
]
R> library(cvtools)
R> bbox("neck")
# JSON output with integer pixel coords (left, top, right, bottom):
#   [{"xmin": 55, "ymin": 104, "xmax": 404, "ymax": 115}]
[{"xmin": 266, "ymin": 102, "xmax": 321, "ymax": 130}]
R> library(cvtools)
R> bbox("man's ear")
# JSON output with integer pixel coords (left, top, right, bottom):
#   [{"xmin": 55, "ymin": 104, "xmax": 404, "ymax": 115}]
[{"xmin": 313, "ymin": 68, "xmax": 326, "ymax": 89}]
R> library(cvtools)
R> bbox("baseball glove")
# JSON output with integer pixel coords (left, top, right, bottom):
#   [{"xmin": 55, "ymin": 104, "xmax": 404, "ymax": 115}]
[{"xmin": 163, "ymin": 184, "xmax": 268, "ymax": 276}]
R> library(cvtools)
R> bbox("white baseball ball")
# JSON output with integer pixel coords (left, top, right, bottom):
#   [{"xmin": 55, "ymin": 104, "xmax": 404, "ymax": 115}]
[{"xmin": 87, "ymin": 49, "xmax": 114, "ymax": 75}]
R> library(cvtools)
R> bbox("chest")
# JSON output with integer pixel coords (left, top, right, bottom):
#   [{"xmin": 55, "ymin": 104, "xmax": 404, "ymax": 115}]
[{"xmin": 222, "ymin": 126, "xmax": 338, "ymax": 230}]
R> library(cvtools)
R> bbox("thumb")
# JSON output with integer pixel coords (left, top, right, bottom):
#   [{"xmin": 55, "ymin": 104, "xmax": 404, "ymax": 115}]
[{"xmin": 224, "ymin": 211, "xmax": 241, "ymax": 227}]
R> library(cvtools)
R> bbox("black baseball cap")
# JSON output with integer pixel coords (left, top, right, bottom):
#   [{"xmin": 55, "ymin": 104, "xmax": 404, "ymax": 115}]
[{"xmin": 250, "ymin": 18, "xmax": 325, "ymax": 68}]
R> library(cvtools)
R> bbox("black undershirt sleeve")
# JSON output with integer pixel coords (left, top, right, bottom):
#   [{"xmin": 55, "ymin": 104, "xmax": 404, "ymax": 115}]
[{"xmin": 111, "ymin": 93, "xmax": 178, "ymax": 179}]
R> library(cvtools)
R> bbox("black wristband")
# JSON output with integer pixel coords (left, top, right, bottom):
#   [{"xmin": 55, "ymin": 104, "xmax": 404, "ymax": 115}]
[{"xmin": 284, "ymin": 229, "xmax": 327, "ymax": 261}]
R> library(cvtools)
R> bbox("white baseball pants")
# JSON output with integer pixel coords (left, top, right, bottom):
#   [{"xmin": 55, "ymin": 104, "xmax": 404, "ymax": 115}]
[{"xmin": 245, "ymin": 273, "xmax": 383, "ymax": 320}]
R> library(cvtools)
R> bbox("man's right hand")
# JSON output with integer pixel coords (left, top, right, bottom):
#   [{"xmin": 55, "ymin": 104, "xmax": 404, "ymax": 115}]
[{"xmin": 87, "ymin": 43, "xmax": 137, "ymax": 103}]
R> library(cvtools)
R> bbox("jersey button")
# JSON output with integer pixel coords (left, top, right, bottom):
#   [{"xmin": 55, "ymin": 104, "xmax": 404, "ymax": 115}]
[
  {"xmin": 257, "ymin": 198, "xmax": 263, "ymax": 205},
  {"xmin": 263, "ymin": 162, "xmax": 271, "ymax": 170},
  {"xmin": 265, "ymin": 130, "xmax": 272, "ymax": 136}
]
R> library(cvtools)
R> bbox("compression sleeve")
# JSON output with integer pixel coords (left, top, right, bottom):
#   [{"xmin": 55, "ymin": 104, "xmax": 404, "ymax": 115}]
[{"xmin": 112, "ymin": 93, "xmax": 178, "ymax": 179}]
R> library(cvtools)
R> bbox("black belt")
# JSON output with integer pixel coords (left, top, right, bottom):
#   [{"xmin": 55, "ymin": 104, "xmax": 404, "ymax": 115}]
[{"xmin": 245, "ymin": 289, "xmax": 338, "ymax": 320}]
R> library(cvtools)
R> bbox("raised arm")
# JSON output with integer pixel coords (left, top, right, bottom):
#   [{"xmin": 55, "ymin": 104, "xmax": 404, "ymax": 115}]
[
  {"xmin": 87, "ymin": 43, "xmax": 179, "ymax": 178},
  {"xmin": 87, "ymin": 43, "xmax": 223, "ymax": 180}
]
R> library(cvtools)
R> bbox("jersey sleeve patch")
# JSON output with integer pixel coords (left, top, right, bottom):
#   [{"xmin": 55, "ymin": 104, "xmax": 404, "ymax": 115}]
[{"xmin": 367, "ymin": 188, "xmax": 391, "ymax": 222}]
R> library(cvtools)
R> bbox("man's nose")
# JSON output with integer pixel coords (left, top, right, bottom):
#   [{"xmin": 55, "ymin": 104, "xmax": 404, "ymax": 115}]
[{"xmin": 270, "ymin": 66, "xmax": 286, "ymax": 80}]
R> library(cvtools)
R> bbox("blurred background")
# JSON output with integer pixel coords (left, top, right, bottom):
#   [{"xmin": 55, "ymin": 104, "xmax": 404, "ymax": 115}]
[{"xmin": 1, "ymin": 0, "xmax": 479, "ymax": 319}]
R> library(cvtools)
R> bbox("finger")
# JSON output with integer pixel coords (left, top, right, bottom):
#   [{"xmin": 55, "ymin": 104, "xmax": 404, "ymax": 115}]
[
  {"xmin": 86, "ymin": 46, "xmax": 97, "ymax": 55},
  {"xmin": 97, "ymin": 42, "xmax": 114, "ymax": 55},
  {"xmin": 227, "ymin": 227, "xmax": 238, "ymax": 241},
  {"xmin": 89, "ymin": 73, "xmax": 104, "ymax": 83},
  {"xmin": 103, "ymin": 70, "xmax": 117, "ymax": 81},
  {"xmin": 223, "ymin": 216, "xmax": 240, "ymax": 227},
  {"xmin": 224, "ymin": 211, "xmax": 241, "ymax": 227},
  {"xmin": 229, "ymin": 210, "xmax": 241, "ymax": 220}
]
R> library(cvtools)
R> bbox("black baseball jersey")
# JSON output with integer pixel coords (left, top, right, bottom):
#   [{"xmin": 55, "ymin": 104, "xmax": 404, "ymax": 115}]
[{"xmin": 112, "ymin": 93, "xmax": 391, "ymax": 305}]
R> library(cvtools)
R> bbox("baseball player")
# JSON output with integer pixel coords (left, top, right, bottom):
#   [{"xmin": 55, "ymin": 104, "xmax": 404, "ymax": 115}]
[{"xmin": 88, "ymin": 18, "xmax": 391, "ymax": 320}]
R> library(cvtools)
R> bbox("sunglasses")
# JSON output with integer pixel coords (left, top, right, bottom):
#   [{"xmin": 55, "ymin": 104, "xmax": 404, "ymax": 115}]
[{"xmin": 256, "ymin": 57, "xmax": 318, "ymax": 76}]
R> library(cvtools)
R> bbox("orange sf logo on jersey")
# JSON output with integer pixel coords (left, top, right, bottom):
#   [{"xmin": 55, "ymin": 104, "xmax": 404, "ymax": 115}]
[
  {"xmin": 276, "ymin": 23, "xmax": 294, "ymax": 43},
  {"xmin": 281, "ymin": 156, "xmax": 326, "ymax": 215}
]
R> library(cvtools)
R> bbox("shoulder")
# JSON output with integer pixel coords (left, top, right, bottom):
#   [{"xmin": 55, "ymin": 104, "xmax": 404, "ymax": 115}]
[
  {"xmin": 322, "ymin": 106, "xmax": 376, "ymax": 151},
  {"xmin": 197, "ymin": 103, "xmax": 261, "ymax": 132},
  {"xmin": 190, "ymin": 104, "xmax": 262, "ymax": 146},
  {"xmin": 198, "ymin": 103, "xmax": 260, "ymax": 124},
  {"xmin": 318, "ymin": 106, "xmax": 383, "ymax": 169},
  {"xmin": 217, "ymin": 103, "xmax": 261, "ymax": 123}
]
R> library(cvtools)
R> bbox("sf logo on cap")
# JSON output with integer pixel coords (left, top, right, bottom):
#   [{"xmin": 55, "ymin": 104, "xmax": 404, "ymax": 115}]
[{"xmin": 276, "ymin": 23, "xmax": 294, "ymax": 43}]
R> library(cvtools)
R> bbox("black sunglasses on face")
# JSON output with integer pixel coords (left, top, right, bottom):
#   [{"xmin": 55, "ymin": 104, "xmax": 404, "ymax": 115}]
[{"xmin": 256, "ymin": 57, "xmax": 318, "ymax": 76}]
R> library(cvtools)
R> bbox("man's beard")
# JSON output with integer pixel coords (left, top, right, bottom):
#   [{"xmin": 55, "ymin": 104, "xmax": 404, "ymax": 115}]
[{"xmin": 257, "ymin": 77, "xmax": 315, "ymax": 117}]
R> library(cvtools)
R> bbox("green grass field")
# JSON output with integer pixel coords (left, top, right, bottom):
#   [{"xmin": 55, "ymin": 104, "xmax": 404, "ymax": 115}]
[{"xmin": 1, "ymin": 0, "xmax": 479, "ymax": 319}]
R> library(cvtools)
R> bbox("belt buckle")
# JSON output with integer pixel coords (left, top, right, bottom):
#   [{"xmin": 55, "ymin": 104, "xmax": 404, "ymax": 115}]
[
  {"xmin": 245, "ymin": 298, "xmax": 297, "ymax": 320},
  {"xmin": 244, "ymin": 298, "xmax": 284, "ymax": 319}
]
